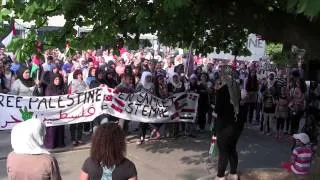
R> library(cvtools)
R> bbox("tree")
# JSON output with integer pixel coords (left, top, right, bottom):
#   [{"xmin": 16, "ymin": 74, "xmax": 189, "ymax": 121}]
[{"xmin": 1, "ymin": 0, "xmax": 320, "ymax": 61}]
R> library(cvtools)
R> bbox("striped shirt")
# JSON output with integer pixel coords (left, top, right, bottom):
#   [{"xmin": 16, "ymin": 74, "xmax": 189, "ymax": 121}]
[{"xmin": 290, "ymin": 145, "xmax": 313, "ymax": 175}]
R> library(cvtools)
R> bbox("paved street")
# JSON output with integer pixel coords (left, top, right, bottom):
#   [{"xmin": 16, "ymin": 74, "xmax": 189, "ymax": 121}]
[{"xmin": 0, "ymin": 128, "xmax": 293, "ymax": 180}]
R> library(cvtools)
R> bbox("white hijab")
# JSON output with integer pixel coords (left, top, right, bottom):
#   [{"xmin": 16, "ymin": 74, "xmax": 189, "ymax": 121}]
[
  {"xmin": 140, "ymin": 71, "xmax": 153, "ymax": 90},
  {"xmin": 170, "ymin": 73, "xmax": 182, "ymax": 88},
  {"xmin": 11, "ymin": 118, "xmax": 49, "ymax": 155},
  {"xmin": 267, "ymin": 72, "xmax": 276, "ymax": 89}
]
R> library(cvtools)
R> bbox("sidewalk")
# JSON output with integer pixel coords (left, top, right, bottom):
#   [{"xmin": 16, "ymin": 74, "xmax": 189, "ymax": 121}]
[{"xmin": 0, "ymin": 127, "xmax": 293, "ymax": 179}]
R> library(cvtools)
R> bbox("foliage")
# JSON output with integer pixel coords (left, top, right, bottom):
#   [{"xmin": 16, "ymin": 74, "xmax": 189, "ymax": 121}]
[
  {"xmin": 266, "ymin": 43, "xmax": 296, "ymax": 67},
  {"xmin": 266, "ymin": 43, "xmax": 283, "ymax": 56},
  {"xmin": 287, "ymin": 0, "xmax": 320, "ymax": 18},
  {"xmin": 271, "ymin": 51, "xmax": 295, "ymax": 67},
  {"xmin": 1, "ymin": 0, "xmax": 320, "ymax": 62}
]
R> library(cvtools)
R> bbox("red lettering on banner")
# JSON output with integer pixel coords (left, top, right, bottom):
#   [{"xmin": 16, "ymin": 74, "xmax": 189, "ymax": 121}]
[{"xmin": 111, "ymin": 104, "xmax": 123, "ymax": 113}]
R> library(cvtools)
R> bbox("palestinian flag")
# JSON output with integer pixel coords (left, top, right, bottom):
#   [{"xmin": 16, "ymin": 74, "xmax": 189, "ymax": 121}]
[
  {"xmin": 30, "ymin": 41, "xmax": 43, "ymax": 79},
  {"xmin": 1, "ymin": 20, "xmax": 16, "ymax": 47},
  {"xmin": 30, "ymin": 54, "xmax": 41, "ymax": 79}
]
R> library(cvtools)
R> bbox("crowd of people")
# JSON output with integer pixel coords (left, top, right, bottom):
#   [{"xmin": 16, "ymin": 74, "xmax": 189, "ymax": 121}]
[{"xmin": 1, "ymin": 45, "xmax": 319, "ymax": 179}]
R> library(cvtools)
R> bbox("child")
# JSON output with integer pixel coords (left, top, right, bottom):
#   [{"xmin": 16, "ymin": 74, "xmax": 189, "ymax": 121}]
[
  {"xmin": 275, "ymin": 87, "xmax": 289, "ymax": 139},
  {"xmin": 281, "ymin": 133, "xmax": 313, "ymax": 175}
]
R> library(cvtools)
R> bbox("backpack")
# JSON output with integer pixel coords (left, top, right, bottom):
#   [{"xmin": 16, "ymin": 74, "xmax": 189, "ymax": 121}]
[{"xmin": 101, "ymin": 165, "xmax": 115, "ymax": 180}]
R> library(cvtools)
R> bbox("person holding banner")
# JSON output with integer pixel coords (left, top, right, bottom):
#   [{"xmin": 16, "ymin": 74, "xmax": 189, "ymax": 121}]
[
  {"xmin": 9, "ymin": 65, "xmax": 42, "ymax": 96},
  {"xmin": 69, "ymin": 69, "xmax": 88, "ymax": 146},
  {"xmin": 167, "ymin": 73, "xmax": 185, "ymax": 137},
  {"xmin": 43, "ymin": 73, "xmax": 66, "ymax": 149},
  {"xmin": 214, "ymin": 65, "xmax": 243, "ymax": 180},
  {"xmin": 7, "ymin": 118, "xmax": 62, "ymax": 180},
  {"xmin": 114, "ymin": 74, "xmax": 135, "ymax": 134},
  {"xmin": 135, "ymin": 71, "xmax": 155, "ymax": 144},
  {"xmin": 151, "ymin": 72, "xmax": 169, "ymax": 139}
]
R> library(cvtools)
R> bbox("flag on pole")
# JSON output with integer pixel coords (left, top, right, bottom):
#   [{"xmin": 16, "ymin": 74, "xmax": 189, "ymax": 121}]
[
  {"xmin": 1, "ymin": 20, "xmax": 16, "ymax": 47},
  {"xmin": 30, "ymin": 54, "xmax": 41, "ymax": 79},
  {"xmin": 30, "ymin": 41, "xmax": 43, "ymax": 79},
  {"xmin": 184, "ymin": 42, "xmax": 194, "ymax": 78}
]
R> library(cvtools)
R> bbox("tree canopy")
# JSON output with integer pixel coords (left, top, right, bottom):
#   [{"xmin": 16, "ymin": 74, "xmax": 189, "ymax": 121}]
[{"xmin": 1, "ymin": 0, "xmax": 320, "ymax": 61}]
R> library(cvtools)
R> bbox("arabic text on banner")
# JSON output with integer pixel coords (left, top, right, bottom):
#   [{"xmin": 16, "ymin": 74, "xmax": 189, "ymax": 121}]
[{"xmin": 0, "ymin": 87, "xmax": 199, "ymax": 130}]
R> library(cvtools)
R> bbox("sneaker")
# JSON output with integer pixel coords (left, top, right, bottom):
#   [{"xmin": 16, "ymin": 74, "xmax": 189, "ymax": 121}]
[
  {"xmin": 228, "ymin": 174, "xmax": 239, "ymax": 180},
  {"xmin": 266, "ymin": 132, "xmax": 272, "ymax": 136},
  {"xmin": 136, "ymin": 139, "xmax": 144, "ymax": 145},
  {"xmin": 215, "ymin": 176, "xmax": 226, "ymax": 180}
]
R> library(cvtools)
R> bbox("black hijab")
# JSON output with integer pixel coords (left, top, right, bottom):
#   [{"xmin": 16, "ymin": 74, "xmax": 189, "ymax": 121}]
[
  {"xmin": 47, "ymin": 73, "xmax": 65, "ymax": 95},
  {"xmin": 18, "ymin": 65, "xmax": 35, "ymax": 88}
]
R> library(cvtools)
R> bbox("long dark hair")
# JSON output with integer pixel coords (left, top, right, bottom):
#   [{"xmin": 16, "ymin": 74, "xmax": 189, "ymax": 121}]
[
  {"xmin": 246, "ymin": 71, "xmax": 258, "ymax": 91},
  {"xmin": 91, "ymin": 123, "xmax": 126, "ymax": 168}
]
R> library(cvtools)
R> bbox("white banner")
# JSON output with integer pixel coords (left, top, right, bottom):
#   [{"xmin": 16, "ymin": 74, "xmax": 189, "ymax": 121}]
[
  {"xmin": 102, "ymin": 88, "xmax": 199, "ymax": 123},
  {"xmin": 0, "ymin": 88, "xmax": 104, "ymax": 130},
  {"xmin": 0, "ymin": 87, "xmax": 199, "ymax": 130}
]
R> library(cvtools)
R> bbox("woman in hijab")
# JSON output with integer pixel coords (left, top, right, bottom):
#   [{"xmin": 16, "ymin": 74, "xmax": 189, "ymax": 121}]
[
  {"xmin": 10, "ymin": 65, "xmax": 41, "ymax": 96},
  {"xmin": 70, "ymin": 69, "xmax": 88, "ymax": 146},
  {"xmin": 43, "ymin": 73, "xmax": 66, "ymax": 149},
  {"xmin": 188, "ymin": 74, "xmax": 198, "ymax": 92},
  {"xmin": 168, "ymin": 73, "xmax": 185, "ymax": 93},
  {"xmin": 167, "ymin": 73, "xmax": 185, "ymax": 137},
  {"xmin": 7, "ymin": 118, "xmax": 62, "ymax": 180},
  {"xmin": 136, "ymin": 71, "xmax": 155, "ymax": 144},
  {"xmin": 214, "ymin": 65, "xmax": 243, "ymax": 180}
]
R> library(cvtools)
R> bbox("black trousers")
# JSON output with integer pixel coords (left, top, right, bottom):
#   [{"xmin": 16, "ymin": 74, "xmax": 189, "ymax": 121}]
[
  {"xmin": 70, "ymin": 123, "xmax": 83, "ymax": 141},
  {"xmin": 277, "ymin": 118, "xmax": 285, "ymax": 131},
  {"xmin": 290, "ymin": 111, "xmax": 303, "ymax": 134},
  {"xmin": 198, "ymin": 107, "xmax": 208, "ymax": 130},
  {"xmin": 139, "ymin": 123, "xmax": 149, "ymax": 139},
  {"xmin": 245, "ymin": 102, "xmax": 256, "ymax": 124},
  {"xmin": 216, "ymin": 124, "xmax": 243, "ymax": 177}
]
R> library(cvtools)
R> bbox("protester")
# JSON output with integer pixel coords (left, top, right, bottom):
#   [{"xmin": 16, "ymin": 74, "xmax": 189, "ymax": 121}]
[
  {"xmin": 261, "ymin": 74, "xmax": 276, "ymax": 135},
  {"xmin": 86, "ymin": 67, "xmax": 96, "ymax": 86},
  {"xmin": 151, "ymin": 72, "xmax": 169, "ymax": 139},
  {"xmin": 7, "ymin": 118, "xmax": 62, "ymax": 180},
  {"xmin": 0, "ymin": 59, "xmax": 8, "ymax": 93},
  {"xmin": 90, "ymin": 68, "xmax": 107, "ymax": 88},
  {"xmin": 2, "ymin": 58, "xmax": 15, "ymax": 92},
  {"xmin": 275, "ymin": 87, "xmax": 289, "ymax": 139},
  {"xmin": 114, "ymin": 75, "xmax": 135, "ymax": 134},
  {"xmin": 80, "ymin": 123, "xmax": 137, "ymax": 180},
  {"xmin": 69, "ymin": 69, "xmax": 88, "ymax": 146},
  {"xmin": 245, "ymin": 70, "xmax": 259, "ymax": 125},
  {"xmin": 214, "ymin": 65, "xmax": 242, "ymax": 180},
  {"xmin": 197, "ymin": 73, "xmax": 211, "ymax": 131},
  {"xmin": 167, "ymin": 72, "xmax": 185, "ymax": 137},
  {"xmin": 9, "ymin": 65, "xmax": 42, "ymax": 96},
  {"xmin": 288, "ymin": 72, "xmax": 306, "ymax": 135},
  {"xmin": 135, "ymin": 71, "xmax": 155, "ymax": 144},
  {"xmin": 43, "ymin": 73, "xmax": 66, "ymax": 149}
]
